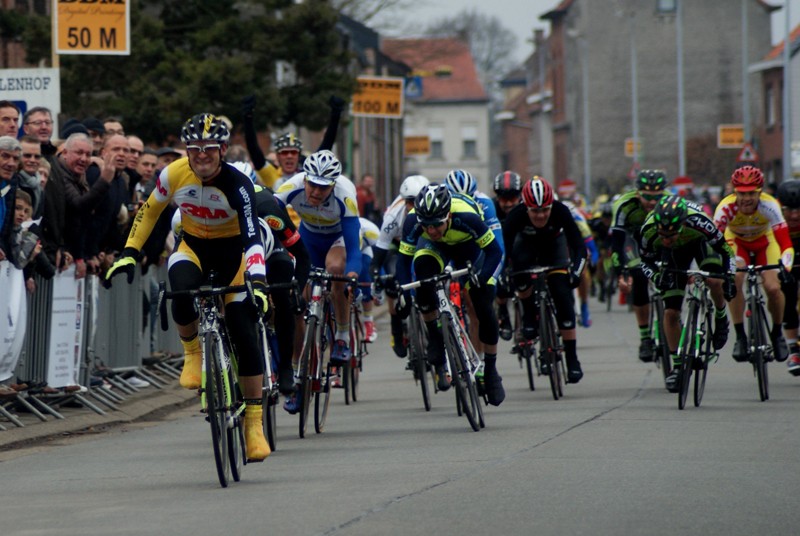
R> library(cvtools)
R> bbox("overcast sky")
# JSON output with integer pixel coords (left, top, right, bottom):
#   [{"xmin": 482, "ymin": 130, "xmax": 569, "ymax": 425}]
[{"xmin": 387, "ymin": 0, "xmax": 799, "ymax": 65}]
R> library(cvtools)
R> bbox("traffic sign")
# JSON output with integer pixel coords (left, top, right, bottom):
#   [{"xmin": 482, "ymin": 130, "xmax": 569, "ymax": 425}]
[
  {"xmin": 404, "ymin": 136, "xmax": 430, "ymax": 156},
  {"xmin": 351, "ymin": 76, "xmax": 404, "ymax": 118},
  {"xmin": 55, "ymin": 0, "xmax": 130, "ymax": 55},
  {"xmin": 736, "ymin": 142, "xmax": 759, "ymax": 163},
  {"xmin": 717, "ymin": 124, "xmax": 745, "ymax": 149},
  {"xmin": 625, "ymin": 138, "xmax": 642, "ymax": 158}
]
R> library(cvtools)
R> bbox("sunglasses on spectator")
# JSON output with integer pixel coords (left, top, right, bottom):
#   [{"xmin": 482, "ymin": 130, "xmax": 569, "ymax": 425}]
[
  {"xmin": 26, "ymin": 120, "xmax": 53, "ymax": 127},
  {"xmin": 22, "ymin": 153, "xmax": 42, "ymax": 159},
  {"xmin": 638, "ymin": 192, "xmax": 663, "ymax": 201},
  {"xmin": 186, "ymin": 144, "xmax": 221, "ymax": 154}
]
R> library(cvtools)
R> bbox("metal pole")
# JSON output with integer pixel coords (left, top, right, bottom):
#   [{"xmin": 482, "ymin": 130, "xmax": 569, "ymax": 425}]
[
  {"xmin": 742, "ymin": 0, "xmax": 750, "ymax": 141},
  {"xmin": 630, "ymin": 13, "xmax": 639, "ymax": 167},
  {"xmin": 677, "ymin": 0, "xmax": 686, "ymax": 175},
  {"xmin": 384, "ymin": 119, "xmax": 391, "ymax": 209},
  {"xmin": 782, "ymin": 0, "xmax": 792, "ymax": 182},
  {"xmin": 539, "ymin": 35, "xmax": 548, "ymax": 178},
  {"xmin": 581, "ymin": 36, "xmax": 592, "ymax": 200}
]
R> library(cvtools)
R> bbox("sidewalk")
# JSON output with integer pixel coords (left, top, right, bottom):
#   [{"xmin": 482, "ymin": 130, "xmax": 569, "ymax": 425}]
[{"xmin": 0, "ymin": 382, "xmax": 197, "ymax": 451}]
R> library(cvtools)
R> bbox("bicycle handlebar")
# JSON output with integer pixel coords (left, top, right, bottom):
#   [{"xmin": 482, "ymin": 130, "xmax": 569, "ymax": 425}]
[
  {"xmin": 508, "ymin": 264, "xmax": 571, "ymax": 277},
  {"xmin": 735, "ymin": 263, "xmax": 784, "ymax": 274},
  {"xmin": 661, "ymin": 267, "xmax": 727, "ymax": 280},
  {"xmin": 399, "ymin": 267, "xmax": 470, "ymax": 291},
  {"xmin": 307, "ymin": 268, "xmax": 358, "ymax": 285}
]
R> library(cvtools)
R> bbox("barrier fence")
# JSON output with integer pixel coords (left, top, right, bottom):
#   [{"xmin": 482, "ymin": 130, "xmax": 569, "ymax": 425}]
[{"xmin": 1, "ymin": 261, "xmax": 183, "ymax": 428}]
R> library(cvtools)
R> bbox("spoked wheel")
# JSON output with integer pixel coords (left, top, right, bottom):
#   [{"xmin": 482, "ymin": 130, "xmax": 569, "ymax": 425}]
[
  {"xmin": 263, "ymin": 388, "xmax": 278, "ymax": 452},
  {"xmin": 443, "ymin": 319, "xmax": 480, "ymax": 432},
  {"xmin": 522, "ymin": 344, "xmax": 536, "ymax": 391},
  {"xmin": 204, "ymin": 335, "xmax": 230, "ymax": 488},
  {"xmin": 227, "ymin": 368, "xmax": 244, "ymax": 482},
  {"xmin": 408, "ymin": 312, "xmax": 432, "ymax": 410},
  {"xmin": 693, "ymin": 315, "xmax": 712, "ymax": 407},
  {"xmin": 541, "ymin": 311, "xmax": 560, "ymax": 401},
  {"xmin": 298, "ymin": 317, "xmax": 318, "ymax": 439},
  {"xmin": 314, "ymin": 363, "xmax": 332, "ymax": 433},
  {"xmin": 342, "ymin": 360, "xmax": 352, "ymax": 406},
  {"xmin": 349, "ymin": 351, "xmax": 361, "ymax": 403},
  {"xmin": 751, "ymin": 305, "xmax": 770, "ymax": 402}
]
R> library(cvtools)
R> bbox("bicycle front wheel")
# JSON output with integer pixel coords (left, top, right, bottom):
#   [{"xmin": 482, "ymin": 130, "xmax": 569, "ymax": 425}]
[
  {"xmin": 677, "ymin": 303, "xmax": 698, "ymax": 410},
  {"xmin": 693, "ymin": 309, "xmax": 712, "ymax": 407},
  {"xmin": 298, "ymin": 317, "xmax": 318, "ymax": 439},
  {"xmin": 443, "ymin": 317, "xmax": 480, "ymax": 432},
  {"xmin": 751, "ymin": 304, "xmax": 770, "ymax": 402},
  {"xmin": 540, "ymin": 305, "xmax": 561, "ymax": 401},
  {"xmin": 314, "ymin": 363, "xmax": 332, "ymax": 433},
  {"xmin": 227, "ymin": 365, "xmax": 244, "ymax": 482},
  {"xmin": 204, "ymin": 335, "xmax": 231, "ymax": 487},
  {"xmin": 408, "ymin": 311, "xmax": 432, "ymax": 411}
]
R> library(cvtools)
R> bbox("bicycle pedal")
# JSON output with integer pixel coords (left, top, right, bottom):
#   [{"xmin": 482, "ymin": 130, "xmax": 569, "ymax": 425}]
[{"xmin": 246, "ymin": 457, "xmax": 266, "ymax": 464}]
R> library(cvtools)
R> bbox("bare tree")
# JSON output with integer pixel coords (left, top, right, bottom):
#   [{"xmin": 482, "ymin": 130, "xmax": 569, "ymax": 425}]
[
  {"xmin": 424, "ymin": 9, "xmax": 518, "ymax": 101},
  {"xmin": 333, "ymin": 0, "xmax": 418, "ymax": 27}
]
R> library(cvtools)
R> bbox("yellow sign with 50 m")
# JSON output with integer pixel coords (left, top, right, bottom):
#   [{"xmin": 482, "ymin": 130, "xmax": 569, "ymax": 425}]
[{"xmin": 55, "ymin": 0, "xmax": 130, "ymax": 55}]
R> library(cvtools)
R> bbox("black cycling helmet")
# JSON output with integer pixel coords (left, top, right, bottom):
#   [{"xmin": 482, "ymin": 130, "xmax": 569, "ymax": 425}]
[
  {"xmin": 777, "ymin": 180, "xmax": 800, "ymax": 209},
  {"xmin": 414, "ymin": 184, "xmax": 452, "ymax": 224},
  {"xmin": 180, "ymin": 113, "xmax": 230, "ymax": 144},
  {"xmin": 274, "ymin": 133, "xmax": 303, "ymax": 152},
  {"xmin": 636, "ymin": 169, "xmax": 668, "ymax": 192},
  {"xmin": 653, "ymin": 195, "xmax": 688, "ymax": 234},
  {"xmin": 493, "ymin": 170, "xmax": 522, "ymax": 196}
]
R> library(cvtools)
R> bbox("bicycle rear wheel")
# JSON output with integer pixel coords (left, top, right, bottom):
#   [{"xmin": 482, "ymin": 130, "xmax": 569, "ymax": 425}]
[
  {"xmin": 204, "ymin": 335, "xmax": 230, "ymax": 487},
  {"xmin": 298, "ymin": 317, "xmax": 318, "ymax": 439},
  {"xmin": 227, "ymin": 366, "xmax": 244, "ymax": 482},
  {"xmin": 523, "ymin": 343, "xmax": 536, "ymax": 391},
  {"xmin": 693, "ymin": 310, "xmax": 712, "ymax": 407},
  {"xmin": 314, "ymin": 363, "xmax": 332, "ymax": 433},
  {"xmin": 442, "ymin": 316, "xmax": 480, "ymax": 432},
  {"xmin": 408, "ymin": 311, "xmax": 432, "ymax": 411}
]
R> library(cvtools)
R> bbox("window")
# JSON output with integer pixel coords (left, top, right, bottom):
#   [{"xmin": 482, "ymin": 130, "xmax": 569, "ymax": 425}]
[
  {"xmin": 656, "ymin": 0, "xmax": 677, "ymax": 13},
  {"xmin": 461, "ymin": 125, "xmax": 477, "ymax": 159},
  {"xmin": 765, "ymin": 84, "xmax": 776, "ymax": 127},
  {"xmin": 429, "ymin": 126, "xmax": 444, "ymax": 159}
]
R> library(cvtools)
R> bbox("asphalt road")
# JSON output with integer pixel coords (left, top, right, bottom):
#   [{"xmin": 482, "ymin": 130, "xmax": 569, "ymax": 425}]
[{"xmin": 1, "ymin": 300, "xmax": 798, "ymax": 536}]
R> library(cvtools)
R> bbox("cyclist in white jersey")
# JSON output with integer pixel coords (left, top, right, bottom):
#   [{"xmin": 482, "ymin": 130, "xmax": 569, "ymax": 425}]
[
  {"xmin": 370, "ymin": 175, "xmax": 430, "ymax": 356},
  {"xmin": 358, "ymin": 217, "xmax": 380, "ymax": 341},
  {"xmin": 274, "ymin": 150, "xmax": 361, "ymax": 363}
]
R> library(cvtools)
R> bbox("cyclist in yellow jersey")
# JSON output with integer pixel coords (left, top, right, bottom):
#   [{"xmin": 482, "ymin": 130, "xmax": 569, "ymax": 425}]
[
  {"xmin": 713, "ymin": 165, "xmax": 793, "ymax": 362},
  {"xmin": 106, "ymin": 113, "xmax": 271, "ymax": 461}
]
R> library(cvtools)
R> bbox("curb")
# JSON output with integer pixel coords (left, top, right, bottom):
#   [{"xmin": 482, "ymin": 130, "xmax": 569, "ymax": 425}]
[{"xmin": 0, "ymin": 385, "xmax": 197, "ymax": 452}]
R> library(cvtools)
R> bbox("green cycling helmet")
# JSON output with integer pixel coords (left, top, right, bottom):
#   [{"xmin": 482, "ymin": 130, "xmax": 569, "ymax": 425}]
[
  {"xmin": 653, "ymin": 195, "xmax": 688, "ymax": 234},
  {"xmin": 636, "ymin": 169, "xmax": 668, "ymax": 192}
]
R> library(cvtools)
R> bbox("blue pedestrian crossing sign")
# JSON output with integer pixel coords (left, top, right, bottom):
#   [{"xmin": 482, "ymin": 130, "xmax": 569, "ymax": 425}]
[{"xmin": 405, "ymin": 76, "xmax": 423, "ymax": 100}]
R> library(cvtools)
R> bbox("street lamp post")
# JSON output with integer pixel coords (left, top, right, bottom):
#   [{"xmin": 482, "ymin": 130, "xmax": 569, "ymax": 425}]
[
  {"xmin": 676, "ymin": 0, "xmax": 686, "ymax": 175},
  {"xmin": 782, "ymin": 0, "xmax": 792, "ymax": 182},
  {"xmin": 580, "ymin": 35, "xmax": 592, "ymax": 200}
]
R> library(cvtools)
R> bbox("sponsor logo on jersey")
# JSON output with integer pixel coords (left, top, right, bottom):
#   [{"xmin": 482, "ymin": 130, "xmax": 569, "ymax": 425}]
[
  {"xmin": 155, "ymin": 177, "xmax": 168, "ymax": 197},
  {"xmin": 265, "ymin": 215, "xmax": 285, "ymax": 231},
  {"xmin": 180, "ymin": 203, "xmax": 230, "ymax": 219},
  {"xmin": 345, "ymin": 197, "xmax": 358, "ymax": 215},
  {"xmin": 246, "ymin": 252, "xmax": 265, "ymax": 270}
]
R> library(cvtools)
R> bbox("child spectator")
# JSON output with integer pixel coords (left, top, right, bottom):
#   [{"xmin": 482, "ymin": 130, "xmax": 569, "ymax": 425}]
[{"xmin": 9, "ymin": 190, "xmax": 55, "ymax": 291}]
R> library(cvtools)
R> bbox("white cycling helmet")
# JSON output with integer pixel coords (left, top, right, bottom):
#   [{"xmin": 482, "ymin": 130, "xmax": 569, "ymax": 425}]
[
  {"xmin": 257, "ymin": 218, "xmax": 276, "ymax": 260},
  {"xmin": 303, "ymin": 150, "xmax": 342, "ymax": 186},
  {"xmin": 399, "ymin": 174, "xmax": 430, "ymax": 200},
  {"xmin": 230, "ymin": 161, "xmax": 257, "ymax": 184}
]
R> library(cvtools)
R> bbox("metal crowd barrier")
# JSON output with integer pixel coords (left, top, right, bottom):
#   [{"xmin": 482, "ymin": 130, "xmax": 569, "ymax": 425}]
[{"xmin": 3, "ymin": 264, "xmax": 185, "ymax": 427}]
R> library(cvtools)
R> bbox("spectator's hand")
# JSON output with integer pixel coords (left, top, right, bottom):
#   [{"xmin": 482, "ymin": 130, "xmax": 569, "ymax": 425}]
[
  {"xmin": 75, "ymin": 259, "xmax": 87, "ymax": 279},
  {"xmin": 723, "ymin": 274, "xmax": 737, "ymax": 301},
  {"xmin": 104, "ymin": 254, "xmax": 136, "ymax": 287},
  {"xmin": 58, "ymin": 249, "xmax": 74, "ymax": 272},
  {"xmin": 100, "ymin": 151, "xmax": 116, "ymax": 183},
  {"xmin": 25, "ymin": 277, "xmax": 36, "ymax": 294},
  {"xmin": 241, "ymin": 95, "xmax": 256, "ymax": 119},
  {"xmin": 29, "ymin": 240, "xmax": 43, "ymax": 261},
  {"xmin": 86, "ymin": 257, "xmax": 101, "ymax": 275},
  {"xmin": 329, "ymin": 95, "xmax": 346, "ymax": 112}
]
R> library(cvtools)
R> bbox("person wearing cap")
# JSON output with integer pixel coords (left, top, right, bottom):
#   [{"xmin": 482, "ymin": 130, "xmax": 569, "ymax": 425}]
[
  {"xmin": 713, "ymin": 165, "xmax": 793, "ymax": 363},
  {"xmin": 83, "ymin": 117, "xmax": 105, "ymax": 155},
  {"xmin": 240, "ymin": 94, "xmax": 346, "ymax": 191},
  {"xmin": 274, "ymin": 150, "xmax": 361, "ymax": 369},
  {"xmin": 156, "ymin": 147, "xmax": 182, "ymax": 170}
]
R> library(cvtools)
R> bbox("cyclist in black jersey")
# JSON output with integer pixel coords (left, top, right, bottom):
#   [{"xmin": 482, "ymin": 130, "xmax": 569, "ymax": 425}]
[
  {"xmin": 503, "ymin": 177, "xmax": 588, "ymax": 384},
  {"xmin": 254, "ymin": 185, "xmax": 310, "ymax": 397},
  {"xmin": 492, "ymin": 170, "xmax": 523, "ymax": 340},
  {"xmin": 776, "ymin": 181, "xmax": 800, "ymax": 375}
]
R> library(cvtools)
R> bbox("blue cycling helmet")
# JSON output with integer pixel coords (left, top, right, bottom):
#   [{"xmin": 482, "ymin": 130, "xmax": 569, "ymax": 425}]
[{"xmin": 445, "ymin": 169, "xmax": 477, "ymax": 197}]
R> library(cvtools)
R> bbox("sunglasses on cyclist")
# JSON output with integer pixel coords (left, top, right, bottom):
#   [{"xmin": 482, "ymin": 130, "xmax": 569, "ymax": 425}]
[
  {"xmin": 639, "ymin": 192, "xmax": 663, "ymax": 202},
  {"xmin": 527, "ymin": 206, "xmax": 552, "ymax": 214},
  {"xmin": 419, "ymin": 219, "xmax": 448, "ymax": 229},
  {"xmin": 186, "ymin": 144, "xmax": 221, "ymax": 154}
]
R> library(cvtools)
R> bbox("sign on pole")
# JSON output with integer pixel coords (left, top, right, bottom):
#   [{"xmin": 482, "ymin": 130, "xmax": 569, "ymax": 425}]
[
  {"xmin": 736, "ymin": 142, "xmax": 759, "ymax": 163},
  {"xmin": 54, "ymin": 0, "xmax": 131, "ymax": 55},
  {"xmin": 717, "ymin": 124, "xmax": 745, "ymax": 149},
  {"xmin": 404, "ymin": 136, "xmax": 430, "ymax": 156},
  {"xmin": 351, "ymin": 76, "xmax": 404, "ymax": 118},
  {"xmin": 0, "ymin": 68, "xmax": 61, "ymax": 134},
  {"xmin": 624, "ymin": 138, "xmax": 642, "ymax": 158}
]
